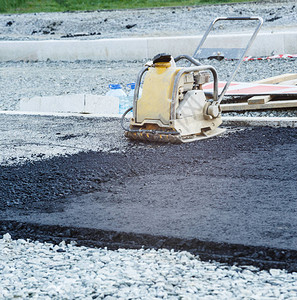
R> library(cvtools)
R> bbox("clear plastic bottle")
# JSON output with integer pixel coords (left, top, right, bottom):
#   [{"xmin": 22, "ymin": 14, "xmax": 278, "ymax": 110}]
[
  {"xmin": 126, "ymin": 83, "xmax": 142, "ymax": 109},
  {"xmin": 106, "ymin": 84, "xmax": 127, "ymax": 114},
  {"xmin": 126, "ymin": 83, "xmax": 135, "ymax": 109}
]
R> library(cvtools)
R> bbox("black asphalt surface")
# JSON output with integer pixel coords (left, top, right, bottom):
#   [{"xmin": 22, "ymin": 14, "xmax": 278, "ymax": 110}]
[{"xmin": 0, "ymin": 114, "xmax": 297, "ymax": 270}]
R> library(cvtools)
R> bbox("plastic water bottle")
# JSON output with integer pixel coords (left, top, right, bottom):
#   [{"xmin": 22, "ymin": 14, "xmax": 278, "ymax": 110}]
[
  {"xmin": 106, "ymin": 84, "xmax": 127, "ymax": 114},
  {"xmin": 126, "ymin": 82, "xmax": 136, "ymax": 109},
  {"xmin": 127, "ymin": 83, "xmax": 142, "ymax": 108}
]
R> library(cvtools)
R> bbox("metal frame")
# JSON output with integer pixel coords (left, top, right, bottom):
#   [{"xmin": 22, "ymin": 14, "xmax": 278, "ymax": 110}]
[
  {"xmin": 132, "ymin": 59, "xmax": 219, "ymax": 123},
  {"xmin": 133, "ymin": 66, "xmax": 148, "ymax": 120},
  {"xmin": 191, "ymin": 16, "xmax": 263, "ymax": 104},
  {"xmin": 170, "ymin": 65, "xmax": 218, "ymax": 120}
]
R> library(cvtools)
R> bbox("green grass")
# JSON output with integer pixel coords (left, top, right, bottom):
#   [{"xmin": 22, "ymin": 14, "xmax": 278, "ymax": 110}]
[{"xmin": 0, "ymin": 0, "xmax": 255, "ymax": 14}]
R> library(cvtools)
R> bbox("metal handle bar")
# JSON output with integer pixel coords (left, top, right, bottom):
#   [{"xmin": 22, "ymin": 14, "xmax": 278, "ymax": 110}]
[
  {"xmin": 192, "ymin": 17, "xmax": 263, "ymax": 61},
  {"xmin": 170, "ymin": 65, "xmax": 218, "ymax": 120},
  {"xmin": 191, "ymin": 16, "xmax": 263, "ymax": 104}
]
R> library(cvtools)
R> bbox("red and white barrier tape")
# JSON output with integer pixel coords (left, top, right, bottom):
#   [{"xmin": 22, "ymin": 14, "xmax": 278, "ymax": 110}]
[{"xmin": 243, "ymin": 54, "xmax": 297, "ymax": 61}]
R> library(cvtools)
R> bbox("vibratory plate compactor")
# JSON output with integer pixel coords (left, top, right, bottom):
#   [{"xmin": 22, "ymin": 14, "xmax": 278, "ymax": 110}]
[{"xmin": 121, "ymin": 17, "xmax": 263, "ymax": 143}]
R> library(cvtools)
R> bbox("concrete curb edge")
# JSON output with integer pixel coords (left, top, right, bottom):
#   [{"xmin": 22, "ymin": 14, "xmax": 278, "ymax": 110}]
[{"xmin": 1, "ymin": 31, "xmax": 297, "ymax": 62}]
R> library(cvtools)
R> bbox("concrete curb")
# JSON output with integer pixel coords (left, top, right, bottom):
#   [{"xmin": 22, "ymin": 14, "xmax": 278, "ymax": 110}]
[
  {"xmin": 19, "ymin": 94, "xmax": 119, "ymax": 114},
  {"xmin": 1, "ymin": 31, "xmax": 297, "ymax": 61},
  {"xmin": 0, "ymin": 110, "xmax": 122, "ymax": 118}
]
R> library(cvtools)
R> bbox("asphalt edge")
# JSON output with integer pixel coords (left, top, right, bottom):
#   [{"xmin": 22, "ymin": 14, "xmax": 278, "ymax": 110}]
[{"xmin": 1, "ymin": 220, "xmax": 296, "ymax": 272}]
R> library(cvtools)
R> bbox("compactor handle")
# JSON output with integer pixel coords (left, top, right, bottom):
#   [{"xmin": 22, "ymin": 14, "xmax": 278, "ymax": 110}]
[
  {"xmin": 191, "ymin": 16, "xmax": 263, "ymax": 104},
  {"xmin": 192, "ymin": 16, "xmax": 263, "ymax": 61}
]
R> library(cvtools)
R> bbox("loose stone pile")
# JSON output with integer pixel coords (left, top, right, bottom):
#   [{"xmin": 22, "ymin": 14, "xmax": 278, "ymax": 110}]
[{"xmin": 1, "ymin": 233, "xmax": 297, "ymax": 299}]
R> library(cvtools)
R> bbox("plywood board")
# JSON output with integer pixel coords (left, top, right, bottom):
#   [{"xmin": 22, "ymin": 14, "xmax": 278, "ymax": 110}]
[
  {"xmin": 255, "ymin": 73, "xmax": 297, "ymax": 84},
  {"xmin": 221, "ymin": 99, "xmax": 297, "ymax": 112},
  {"xmin": 248, "ymin": 95, "xmax": 272, "ymax": 105},
  {"xmin": 278, "ymin": 79, "xmax": 297, "ymax": 86},
  {"xmin": 203, "ymin": 81, "xmax": 297, "ymax": 96}
]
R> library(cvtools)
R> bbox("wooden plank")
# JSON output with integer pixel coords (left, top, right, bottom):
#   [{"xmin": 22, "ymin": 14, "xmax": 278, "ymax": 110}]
[
  {"xmin": 221, "ymin": 99, "xmax": 297, "ymax": 112},
  {"xmin": 278, "ymin": 79, "xmax": 297, "ymax": 86},
  {"xmin": 255, "ymin": 73, "xmax": 297, "ymax": 84},
  {"xmin": 248, "ymin": 95, "xmax": 272, "ymax": 105}
]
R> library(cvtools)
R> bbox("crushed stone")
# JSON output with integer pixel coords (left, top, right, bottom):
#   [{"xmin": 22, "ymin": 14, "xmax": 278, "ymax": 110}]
[{"xmin": 1, "ymin": 233, "xmax": 297, "ymax": 299}]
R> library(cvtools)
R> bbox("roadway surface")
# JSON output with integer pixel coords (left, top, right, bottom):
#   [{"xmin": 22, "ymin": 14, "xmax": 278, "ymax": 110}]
[{"xmin": 0, "ymin": 113, "xmax": 296, "ymax": 270}]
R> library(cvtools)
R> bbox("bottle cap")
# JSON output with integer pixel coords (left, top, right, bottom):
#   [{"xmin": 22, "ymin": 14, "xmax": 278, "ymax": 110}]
[
  {"xmin": 127, "ymin": 83, "xmax": 136, "ymax": 89},
  {"xmin": 109, "ymin": 84, "xmax": 121, "ymax": 89}
]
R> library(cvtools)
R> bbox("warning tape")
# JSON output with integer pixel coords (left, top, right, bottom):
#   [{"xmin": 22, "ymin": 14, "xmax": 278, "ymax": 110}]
[{"xmin": 243, "ymin": 54, "xmax": 297, "ymax": 61}]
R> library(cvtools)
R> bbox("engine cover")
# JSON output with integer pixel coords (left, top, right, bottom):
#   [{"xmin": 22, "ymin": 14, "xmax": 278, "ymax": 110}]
[{"xmin": 176, "ymin": 90, "xmax": 207, "ymax": 119}]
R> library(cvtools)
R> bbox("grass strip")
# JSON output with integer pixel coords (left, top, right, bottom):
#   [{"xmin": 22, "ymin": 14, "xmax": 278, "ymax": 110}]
[{"xmin": 1, "ymin": 0, "xmax": 255, "ymax": 14}]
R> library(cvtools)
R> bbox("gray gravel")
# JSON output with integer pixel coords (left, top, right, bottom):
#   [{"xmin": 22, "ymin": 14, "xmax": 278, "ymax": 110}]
[
  {"xmin": 0, "ymin": 0, "xmax": 297, "ymax": 41},
  {"xmin": 1, "ymin": 233, "xmax": 297, "ymax": 299},
  {"xmin": 1, "ymin": 58, "xmax": 296, "ymax": 116},
  {"xmin": 0, "ymin": 60, "xmax": 144, "ymax": 111},
  {"xmin": 0, "ymin": 114, "xmax": 128, "ymax": 166}
]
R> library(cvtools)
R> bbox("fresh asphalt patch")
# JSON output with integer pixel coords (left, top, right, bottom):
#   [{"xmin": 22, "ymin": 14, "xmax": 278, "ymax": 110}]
[{"xmin": 0, "ymin": 115, "xmax": 297, "ymax": 271}]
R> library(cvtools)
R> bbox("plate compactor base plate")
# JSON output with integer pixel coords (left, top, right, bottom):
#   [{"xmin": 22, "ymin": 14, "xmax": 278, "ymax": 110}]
[{"xmin": 125, "ymin": 127, "xmax": 226, "ymax": 144}]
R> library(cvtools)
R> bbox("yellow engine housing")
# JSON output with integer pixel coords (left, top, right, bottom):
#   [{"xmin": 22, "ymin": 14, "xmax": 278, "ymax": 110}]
[{"xmin": 136, "ymin": 61, "xmax": 179, "ymax": 126}]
